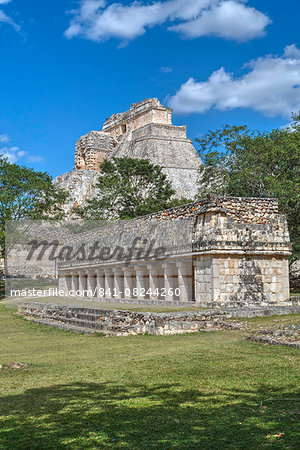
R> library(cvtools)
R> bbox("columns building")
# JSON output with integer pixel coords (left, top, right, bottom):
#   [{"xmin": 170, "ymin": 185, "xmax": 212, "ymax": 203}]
[{"xmin": 58, "ymin": 196, "xmax": 291, "ymax": 307}]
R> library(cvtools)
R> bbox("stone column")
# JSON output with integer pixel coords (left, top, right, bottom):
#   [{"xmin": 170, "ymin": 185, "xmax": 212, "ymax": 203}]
[
  {"xmin": 193, "ymin": 257, "xmax": 211, "ymax": 304},
  {"xmin": 134, "ymin": 266, "xmax": 149, "ymax": 300},
  {"xmin": 78, "ymin": 271, "xmax": 87, "ymax": 297},
  {"xmin": 211, "ymin": 257, "xmax": 220, "ymax": 302},
  {"xmin": 147, "ymin": 264, "xmax": 161, "ymax": 301},
  {"xmin": 123, "ymin": 267, "xmax": 133, "ymax": 299},
  {"xmin": 96, "ymin": 270, "xmax": 105, "ymax": 299},
  {"xmin": 113, "ymin": 267, "xmax": 124, "ymax": 299},
  {"xmin": 104, "ymin": 268, "xmax": 114, "ymax": 299},
  {"xmin": 176, "ymin": 261, "xmax": 193, "ymax": 302},
  {"xmin": 87, "ymin": 270, "xmax": 97, "ymax": 297},
  {"xmin": 282, "ymin": 258, "xmax": 290, "ymax": 301},
  {"xmin": 162, "ymin": 262, "xmax": 176, "ymax": 301},
  {"xmin": 58, "ymin": 272, "xmax": 68, "ymax": 295},
  {"xmin": 71, "ymin": 273, "xmax": 79, "ymax": 293},
  {"xmin": 65, "ymin": 274, "xmax": 73, "ymax": 296}
]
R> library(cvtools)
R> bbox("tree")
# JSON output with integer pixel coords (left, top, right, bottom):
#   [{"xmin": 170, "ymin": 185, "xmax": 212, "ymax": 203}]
[
  {"xmin": 196, "ymin": 114, "xmax": 300, "ymax": 260},
  {"xmin": 75, "ymin": 157, "xmax": 176, "ymax": 220},
  {"xmin": 0, "ymin": 157, "xmax": 68, "ymax": 259}
]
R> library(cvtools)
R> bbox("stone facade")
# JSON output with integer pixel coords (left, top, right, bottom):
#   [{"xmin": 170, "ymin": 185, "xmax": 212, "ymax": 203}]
[
  {"xmin": 74, "ymin": 131, "xmax": 114, "ymax": 170},
  {"xmin": 54, "ymin": 170, "xmax": 99, "ymax": 215},
  {"xmin": 58, "ymin": 196, "xmax": 292, "ymax": 307},
  {"xmin": 55, "ymin": 98, "xmax": 201, "ymax": 213}
]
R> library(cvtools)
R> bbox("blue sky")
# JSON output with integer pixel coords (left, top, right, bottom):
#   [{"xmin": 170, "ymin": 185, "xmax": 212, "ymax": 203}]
[{"xmin": 1, "ymin": 0, "xmax": 300, "ymax": 178}]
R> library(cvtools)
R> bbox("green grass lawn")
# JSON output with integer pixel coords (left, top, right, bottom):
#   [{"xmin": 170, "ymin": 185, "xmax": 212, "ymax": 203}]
[{"xmin": 0, "ymin": 305, "xmax": 299, "ymax": 449}]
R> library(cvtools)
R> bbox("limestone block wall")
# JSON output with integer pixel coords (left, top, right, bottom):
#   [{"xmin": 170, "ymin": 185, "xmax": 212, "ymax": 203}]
[
  {"xmin": 143, "ymin": 196, "xmax": 279, "ymax": 224},
  {"xmin": 110, "ymin": 122, "xmax": 201, "ymax": 199},
  {"xmin": 191, "ymin": 196, "xmax": 291, "ymax": 306},
  {"xmin": 194, "ymin": 255, "xmax": 290, "ymax": 306},
  {"xmin": 74, "ymin": 131, "xmax": 113, "ymax": 170},
  {"xmin": 102, "ymin": 98, "xmax": 172, "ymax": 139},
  {"xmin": 113, "ymin": 124, "xmax": 200, "ymax": 168},
  {"xmin": 54, "ymin": 170, "xmax": 99, "ymax": 213}
]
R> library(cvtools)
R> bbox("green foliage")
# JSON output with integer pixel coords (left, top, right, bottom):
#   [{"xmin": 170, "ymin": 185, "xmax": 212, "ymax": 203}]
[
  {"xmin": 196, "ymin": 114, "xmax": 300, "ymax": 260},
  {"xmin": 167, "ymin": 197, "xmax": 194, "ymax": 208},
  {"xmin": 75, "ymin": 157, "xmax": 175, "ymax": 220},
  {"xmin": 0, "ymin": 157, "xmax": 68, "ymax": 258}
]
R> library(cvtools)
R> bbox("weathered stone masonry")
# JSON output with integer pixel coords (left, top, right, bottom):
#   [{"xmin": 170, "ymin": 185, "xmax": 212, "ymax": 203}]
[
  {"xmin": 55, "ymin": 98, "xmax": 202, "ymax": 214},
  {"xmin": 58, "ymin": 196, "xmax": 291, "ymax": 307},
  {"xmin": 19, "ymin": 302, "xmax": 300, "ymax": 336}
]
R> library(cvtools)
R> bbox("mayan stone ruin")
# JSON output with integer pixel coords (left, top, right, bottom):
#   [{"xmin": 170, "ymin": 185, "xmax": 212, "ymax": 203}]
[
  {"xmin": 56, "ymin": 196, "xmax": 292, "ymax": 308},
  {"xmin": 55, "ymin": 98, "xmax": 201, "ymax": 213}
]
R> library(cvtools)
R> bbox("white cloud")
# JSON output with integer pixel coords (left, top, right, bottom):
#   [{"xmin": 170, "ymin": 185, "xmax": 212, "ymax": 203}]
[
  {"xmin": 0, "ymin": 135, "xmax": 44, "ymax": 164},
  {"xmin": 1, "ymin": 146, "xmax": 26, "ymax": 163},
  {"xmin": 169, "ymin": 0, "xmax": 270, "ymax": 41},
  {"xmin": 0, "ymin": 134, "xmax": 9, "ymax": 143},
  {"xmin": 64, "ymin": 0, "xmax": 270, "ymax": 44},
  {"xmin": 160, "ymin": 66, "xmax": 173, "ymax": 73},
  {"xmin": 167, "ymin": 45, "xmax": 300, "ymax": 117},
  {"xmin": 0, "ymin": 0, "xmax": 20, "ymax": 32}
]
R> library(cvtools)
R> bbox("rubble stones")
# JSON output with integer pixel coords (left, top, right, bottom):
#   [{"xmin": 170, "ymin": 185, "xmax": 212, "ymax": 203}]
[
  {"xmin": 246, "ymin": 323, "xmax": 300, "ymax": 348},
  {"xmin": 18, "ymin": 303, "xmax": 300, "ymax": 337}
]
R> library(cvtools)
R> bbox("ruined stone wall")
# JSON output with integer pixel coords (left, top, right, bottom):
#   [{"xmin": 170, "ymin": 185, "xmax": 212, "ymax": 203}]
[
  {"xmin": 74, "ymin": 131, "xmax": 113, "ymax": 170},
  {"xmin": 194, "ymin": 255, "xmax": 290, "ymax": 306},
  {"xmin": 54, "ymin": 169, "xmax": 99, "ymax": 214},
  {"xmin": 142, "ymin": 197, "xmax": 279, "ymax": 224},
  {"xmin": 19, "ymin": 303, "xmax": 300, "ymax": 336},
  {"xmin": 102, "ymin": 98, "xmax": 172, "ymax": 139},
  {"xmin": 56, "ymin": 196, "xmax": 290, "ymax": 306},
  {"xmin": 190, "ymin": 196, "xmax": 290, "ymax": 306}
]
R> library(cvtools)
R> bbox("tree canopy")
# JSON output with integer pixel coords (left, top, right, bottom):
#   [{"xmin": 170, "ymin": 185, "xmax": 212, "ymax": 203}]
[
  {"xmin": 0, "ymin": 157, "xmax": 68, "ymax": 259},
  {"xmin": 75, "ymin": 157, "xmax": 177, "ymax": 220},
  {"xmin": 196, "ymin": 113, "xmax": 300, "ymax": 260}
]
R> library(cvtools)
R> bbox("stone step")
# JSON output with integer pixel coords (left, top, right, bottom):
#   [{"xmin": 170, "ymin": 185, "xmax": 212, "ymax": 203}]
[
  {"xmin": 31, "ymin": 317, "xmax": 141, "ymax": 335},
  {"xmin": 20, "ymin": 308, "xmax": 143, "ymax": 333},
  {"xmin": 31, "ymin": 318, "xmax": 106, "ymax": 335},
  {"xmin": 23, "ymin": 312, "xmax": 107, "ymax": 331},
  {"xmin": 20, "ymin": 308, "xmax": 143, "ymax": 324},
  {"xmin": 23, "ymin": 309, "xmax": 105, "ymax": 323}
]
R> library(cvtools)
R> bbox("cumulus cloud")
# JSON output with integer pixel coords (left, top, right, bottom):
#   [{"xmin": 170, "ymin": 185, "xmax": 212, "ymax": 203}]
[
  {"xmin": 0, "ymin": 0, "xmax": 20, "ymax": 32},
  {"xmin": 64, "ymin": 0, "xmax": 270, "ymax": 44},
  {"xmin": 167, "ymin": 45, "xmax": 300, "ymax": 117},
  {"xmin": 169, "ymin": 0, "xmax": 270, "ymax": 41},
  {"xmin": 0, "ymin": 135, "xmax": 44, "ymax": 164}
]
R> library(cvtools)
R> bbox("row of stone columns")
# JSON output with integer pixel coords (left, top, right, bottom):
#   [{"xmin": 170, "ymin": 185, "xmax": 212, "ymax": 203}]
[{"xmin": 61, "ymin": 261, "xmax": 194, "ymax": 302}]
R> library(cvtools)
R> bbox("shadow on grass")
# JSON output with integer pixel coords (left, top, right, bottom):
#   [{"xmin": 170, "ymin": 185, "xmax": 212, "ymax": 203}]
[{"xmin": 0, "ymin": 382, "xmax": 299, "ymax": 449}]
